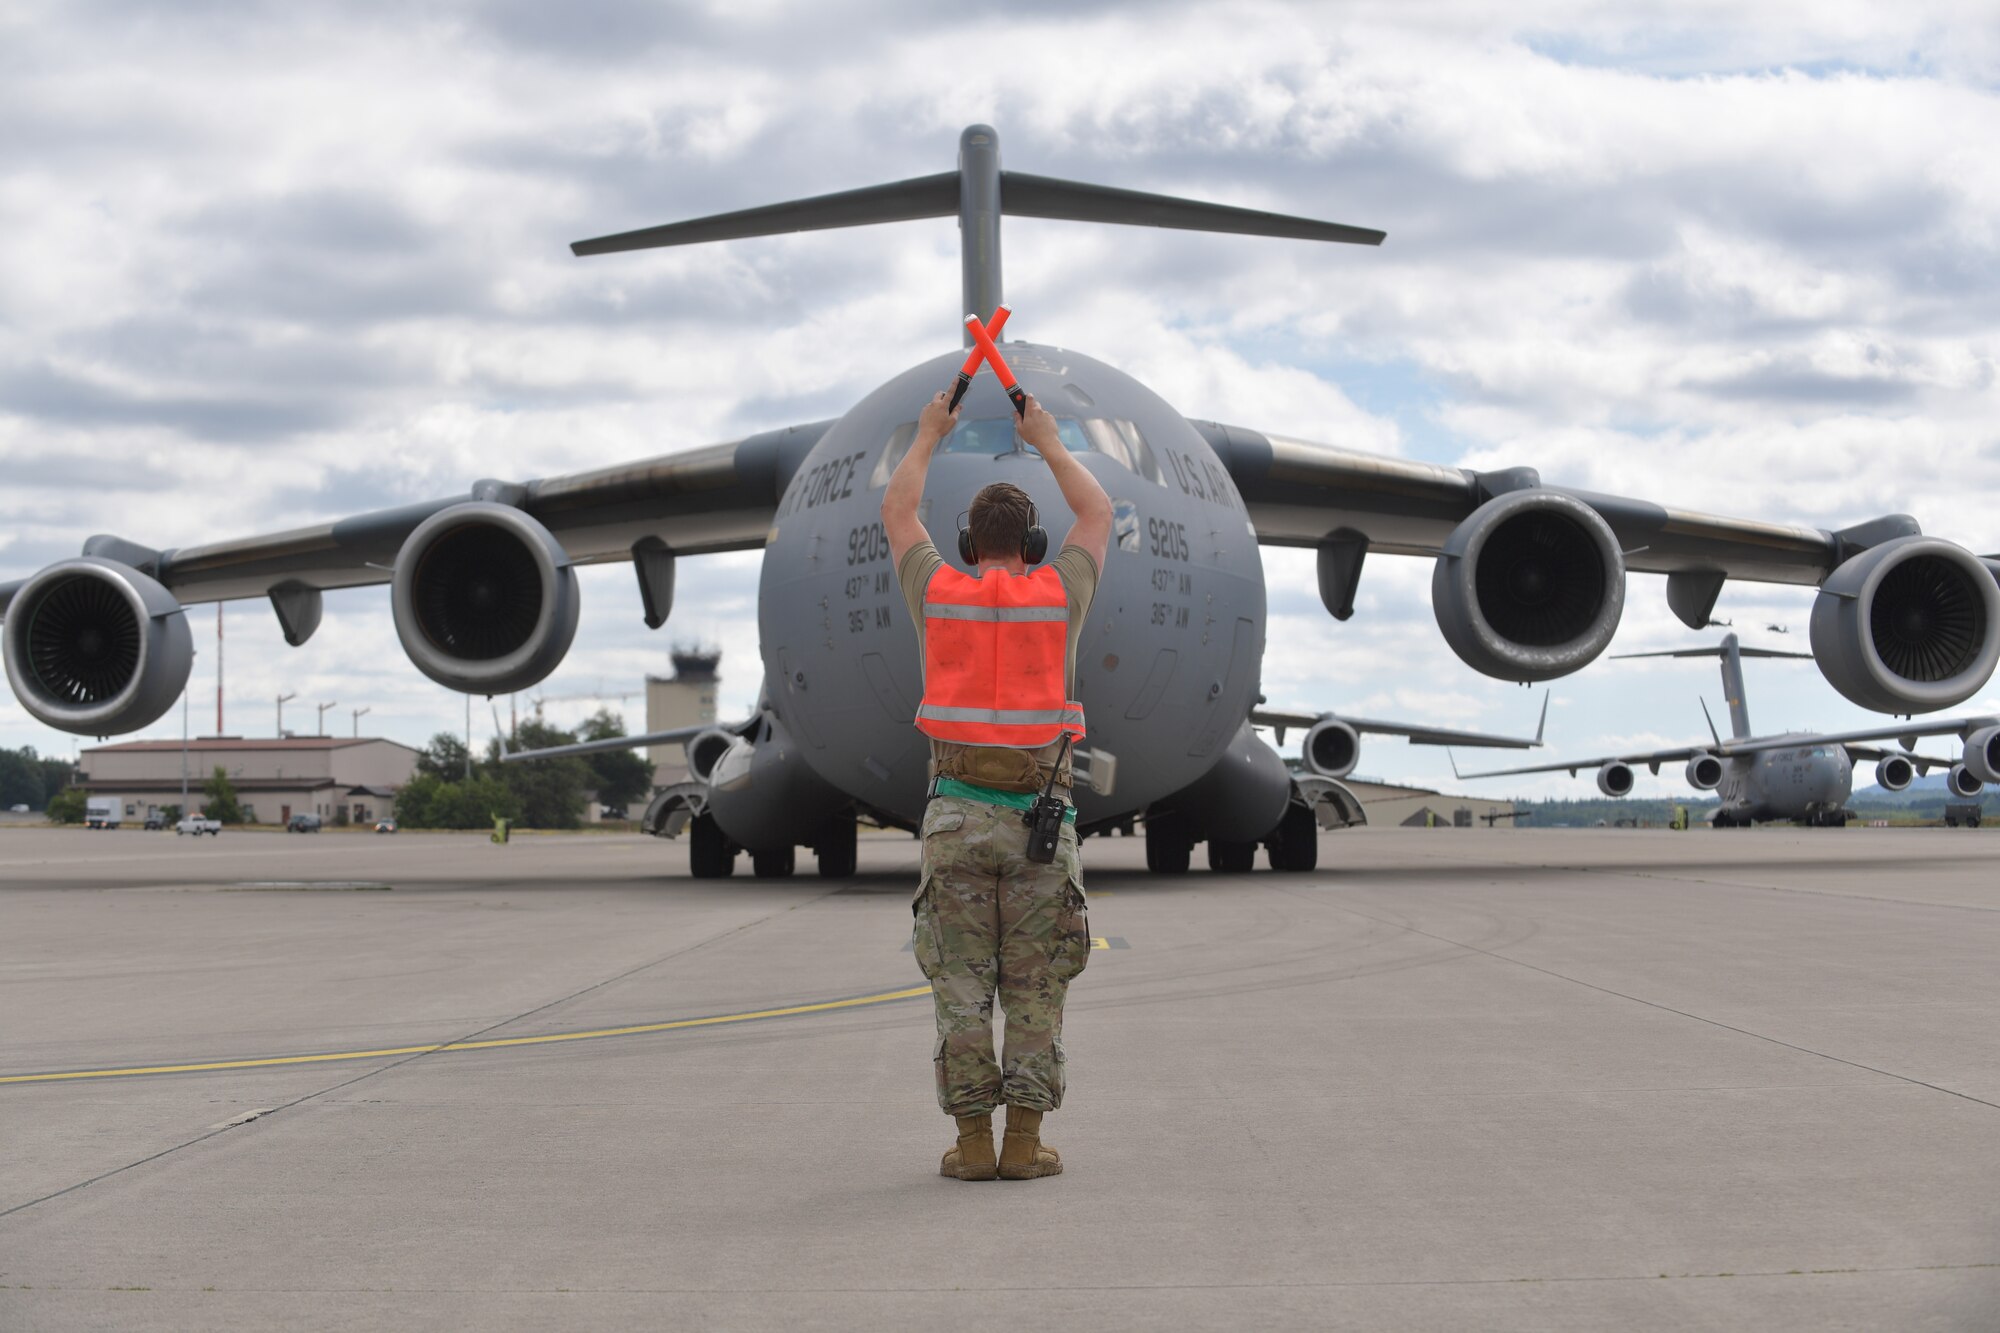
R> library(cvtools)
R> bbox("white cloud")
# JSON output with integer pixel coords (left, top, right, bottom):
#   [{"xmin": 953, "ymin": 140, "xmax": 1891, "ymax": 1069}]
[{"xmin": 2, "ymin": 1, "xmax": 1997, "ymax": 815}]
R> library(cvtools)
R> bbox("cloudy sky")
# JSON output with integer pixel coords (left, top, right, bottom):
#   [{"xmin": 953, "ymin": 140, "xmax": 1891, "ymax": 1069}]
[{"xmin": 2, "ymin": 0, "xmax": 1997, "ymax": 800}]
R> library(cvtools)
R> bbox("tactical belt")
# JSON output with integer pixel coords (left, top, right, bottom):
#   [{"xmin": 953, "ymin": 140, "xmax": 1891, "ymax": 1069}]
[{"xmin": 928, "ymin": 776, "xmax": 1077, "ymax": 825}]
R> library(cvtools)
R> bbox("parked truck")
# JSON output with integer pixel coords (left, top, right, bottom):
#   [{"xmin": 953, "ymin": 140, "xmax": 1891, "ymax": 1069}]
[
  {"xmin": 85, "ymin": 797, "xmax": 120, "ymax": 829},
  {"xmin": 175, "ymin": 815, "xmax": 222, "ymax": 836}
]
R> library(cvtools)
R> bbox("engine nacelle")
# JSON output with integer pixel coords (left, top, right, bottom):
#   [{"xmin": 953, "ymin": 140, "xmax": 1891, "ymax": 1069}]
[
  {"xmin": 684, "ymin": 728, "xmax": 738, "ymax": 784},
  {"xmin": 1874, "ymin": 755, "xmax": 1915, "ymax": 793},
  {"xmin": 1809, "ymin": 536, "xmax": 2000, "ymax": 714},
  {"xmin": 704, "ymin": 713, "xmax": 850, "ymax": 853},
  {"xmin": 1301, "ymin": 717, "xmax": 1361, "ymax": 779},
  {"xmin": 1, "ymin": 558, "xmax": 193, "ymax": 736},
  {"xmin": 1433, "ymin": 490, "xmax": 1625, "ymax": 682},
  {"xmin": 1963, "ymin": 725, "xmax": 2000, "ymax": 786},
  {"xmin": 391, "ymin": 503, "xmax": 579, "ymax": 695},
  {"xmin": 1683, "ymin": 752, "xmax": 1723, "ymax": 791},
  {"xmin": 1597, "ymin": 761, "xmax": 1636, "ymax": 797},
  {"xmin": 1947, "ymin": 763, "xmax": 1984, "ymax": 799}
]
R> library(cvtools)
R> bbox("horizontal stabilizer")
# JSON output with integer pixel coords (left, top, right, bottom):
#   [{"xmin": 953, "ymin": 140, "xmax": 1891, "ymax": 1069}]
[
  {"xmin": 573, "ymin": 173, "xmax": 958, "ymax": 256},
  {"xmin": 573, "ymin": 170, "xmax": 1383, "ymax": 258},
  {"xmin": 998, "ymin": 172, "xmax": 1383, "ymax": 246}
]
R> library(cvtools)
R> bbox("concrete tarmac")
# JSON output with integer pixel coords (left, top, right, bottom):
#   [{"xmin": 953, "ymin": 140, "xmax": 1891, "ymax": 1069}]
[{"xmin": 2, "ymin": 824, "xmax": 1997, "ymax": 1330}]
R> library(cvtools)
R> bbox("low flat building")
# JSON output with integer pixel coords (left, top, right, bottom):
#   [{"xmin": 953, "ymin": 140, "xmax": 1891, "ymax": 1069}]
[
  {"xmin": 1342, "ymin": 779, "xmax": 1525, "ymax": 829},
  {"xmin": 77, "ymin": 737, "xmax": 419, "ymax": 826}
]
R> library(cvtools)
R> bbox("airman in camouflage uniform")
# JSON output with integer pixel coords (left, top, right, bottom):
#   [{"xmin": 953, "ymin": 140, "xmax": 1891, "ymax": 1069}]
[
  {"xmin": 882, "ymin": 388, "xmax": 1113, "ymax": 1181},
  {"xmin": 911, "ymin": 794, "xmax": 1092, "ymax": 1121}
]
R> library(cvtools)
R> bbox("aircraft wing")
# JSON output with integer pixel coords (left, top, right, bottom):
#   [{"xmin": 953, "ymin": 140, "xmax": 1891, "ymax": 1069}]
[
  {"xmin": 1251, "ymin": 691, "xmax": 1546, "ymax": 750},
  {"xmin": 0, "ymin": 421, "xmax": 835, "ymax": 617},
  {"xmin": 498, "ymin": 722, "xmax": 728, "ymax": 765},
  {"xmin": 1193, "ymin": 420, "xmax": 1900, "ymax": 588},
  {"xmin": 1454, "ymin": 745, "xmax": 1714, "ymax": 781},
  {"xmin": 1457, "ymin": 714, "xmax": 1999, "ymax": 780},
  {"xmin": 1843, "ymin": 744, "xmax": 1958, "ymax": 770}
]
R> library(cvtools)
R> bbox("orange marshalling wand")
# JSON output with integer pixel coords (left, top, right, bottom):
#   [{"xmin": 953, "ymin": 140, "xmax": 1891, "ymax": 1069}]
[{"xmin": 946, "ymin": 305, "xmax": 1011, "ymax": 412}]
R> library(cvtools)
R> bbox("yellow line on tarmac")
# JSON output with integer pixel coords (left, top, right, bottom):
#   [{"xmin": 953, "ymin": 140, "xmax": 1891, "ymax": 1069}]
[{"xmin": 0, "ymin": 985, "xmax": 933, "ymax": 1086}]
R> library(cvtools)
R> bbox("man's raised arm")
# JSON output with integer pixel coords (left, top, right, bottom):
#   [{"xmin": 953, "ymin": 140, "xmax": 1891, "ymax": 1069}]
[
  {"xmin": 882, "ymin": 392, "xmax": 960, "ymax": 569},
  {"xmin": 1019, "ymin": 394, "xmax": 1112, "ymax": 571}
]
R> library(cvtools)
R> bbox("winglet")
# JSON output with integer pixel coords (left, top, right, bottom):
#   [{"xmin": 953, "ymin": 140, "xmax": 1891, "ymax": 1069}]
[
  {"xmin": 1448, "ymin": 747, "xmax": 1463, "ymax": 780},
  {"xmin": 1700, "ymin": 697, "xmax": 1722, "ymax": 748},
  {"xmin": 490, "ymin": 704, "xmax": 510, "ymax": 757},
  {"xmin": 1534, "ymin": 690, "xmax": 1549, "ymax": 746}
]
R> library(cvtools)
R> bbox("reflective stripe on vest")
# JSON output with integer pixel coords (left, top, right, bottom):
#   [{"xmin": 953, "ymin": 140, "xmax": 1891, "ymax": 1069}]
[{"xmin": 917, "ymin": 563, "xmax": 1087, "ymax": 749}]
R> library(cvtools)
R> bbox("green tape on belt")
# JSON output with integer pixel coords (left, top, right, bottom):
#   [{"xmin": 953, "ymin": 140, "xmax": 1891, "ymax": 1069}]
[{"xmin": 932, "ymin": 777, "xmax": 1076, "ymax": 824}]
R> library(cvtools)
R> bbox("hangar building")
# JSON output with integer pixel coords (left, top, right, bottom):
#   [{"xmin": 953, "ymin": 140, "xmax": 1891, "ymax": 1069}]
[{"xmin": 76, "ymin": 737, "xmax": 419, "ymax": 826}]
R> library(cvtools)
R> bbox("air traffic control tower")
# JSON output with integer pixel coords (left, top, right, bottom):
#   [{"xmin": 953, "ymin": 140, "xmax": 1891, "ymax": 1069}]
[{"xmin": 645, "ymin": 646, "xmax": 719, "ymax": 787}]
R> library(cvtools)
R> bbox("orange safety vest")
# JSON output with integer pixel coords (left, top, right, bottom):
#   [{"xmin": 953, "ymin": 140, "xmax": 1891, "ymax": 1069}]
[{"xmin": 916, "ymin": 564, "xmax": 1087, "ymax": 749}]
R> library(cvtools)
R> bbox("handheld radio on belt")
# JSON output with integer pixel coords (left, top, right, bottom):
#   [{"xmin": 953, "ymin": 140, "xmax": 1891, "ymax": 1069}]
[{"xmin": 1024, "ymin": 735, "xmax": 1073, "ymax": 865}]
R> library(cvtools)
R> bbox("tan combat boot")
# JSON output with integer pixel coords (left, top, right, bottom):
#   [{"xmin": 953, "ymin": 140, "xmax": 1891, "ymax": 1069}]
[
  {"xmin": 940, "ymin": 1113, "xmax": 997, "ymax": 1181},
  {"xmin": 997, "ymin": 1105, "xmax": 1062, "ymax": 1179}
]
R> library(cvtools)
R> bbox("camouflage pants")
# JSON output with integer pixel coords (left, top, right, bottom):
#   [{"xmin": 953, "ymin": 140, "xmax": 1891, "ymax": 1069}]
[{"xmin": 911, "ymin": 794, "xmax": 1091, "ymax": 1117}]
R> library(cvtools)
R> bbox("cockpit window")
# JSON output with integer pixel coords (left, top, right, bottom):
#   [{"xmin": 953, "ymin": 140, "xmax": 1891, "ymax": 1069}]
[{"xmin": 869, "ymin": 416, "xmax": 1167, "ymax": 488}]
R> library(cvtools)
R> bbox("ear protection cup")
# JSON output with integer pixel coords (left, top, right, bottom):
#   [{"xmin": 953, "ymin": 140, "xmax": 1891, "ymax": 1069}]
[
  {"xmin": 1022, "ymin": 503, "xmax": 1048, "ymax": 566},
  {"xmin": 957, "ymin": 522, "xmax": 977, "ymax": 565}
]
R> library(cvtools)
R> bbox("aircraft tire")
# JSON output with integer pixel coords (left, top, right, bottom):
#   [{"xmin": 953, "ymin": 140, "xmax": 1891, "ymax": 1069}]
[
  {"xmin": 1265, "ymin": 803, "xmax": 1319, "ymax": 872},
  {"xmin": 1207, "ymin": 839, "xmax": 1257, "ymax": 874},
  {"xmin": 815, "ymin": 821, "xmax": 858, "ymax": 878},
  {"xmin": 689, "ymin": 814, "xmax": 735, "ymax": 879},
  {"xmin": 752, "ymin": 846, "xmax": 796, "ymax": 878},
  {"xmin": 1144, "ymin": 821, "xmax": 1191, "ymax": 874}
]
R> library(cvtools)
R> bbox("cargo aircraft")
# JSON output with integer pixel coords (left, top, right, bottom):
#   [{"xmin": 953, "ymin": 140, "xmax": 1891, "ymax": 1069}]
[
  {"xmin": 4, "ymin": 126, "xmax": 1999, "ymax": 875},
  {"xmin": 1453, "ymin": 633, "xmax": 1997, "ymax": 826}
]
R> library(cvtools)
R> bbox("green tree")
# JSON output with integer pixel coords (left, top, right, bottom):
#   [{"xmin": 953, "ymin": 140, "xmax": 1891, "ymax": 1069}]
[
  {"xmin": 0, "ymin": 747, "xmax": 40, "ymax": 809},
  {"xmin": 45, "ymin": 786, "xmax": 87, "ymax": 824},
  {"xmin": 36, "ymin": 753, "xmax": 75, "ymax": 807},
  {"xmin": 395, "ymin": 772, "xmax": 520, "ymax": 830},
  {"xmin": 491, "ymin": 719, "xmax": 587, "ymax": 829},
  {"xmin": 202, "ymin": 766, "xmax": 245, "ymax": 824},
  {"xmin": 577, "ymin": 709, "xmax": 655, "ymax": 814},
  {"xmin": 416, "ymin": 732, "xmax": 474, "ymax": 782}
]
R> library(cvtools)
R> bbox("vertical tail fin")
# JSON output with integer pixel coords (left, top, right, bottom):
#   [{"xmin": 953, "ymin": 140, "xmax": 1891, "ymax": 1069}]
[
  {"xmin": 1719, "ymin": 633, "xmax": 1752, "ymax": 740},
  {"xmin": 1614, "ymin": 634, "xmax": 1813, "ymax": 743}
]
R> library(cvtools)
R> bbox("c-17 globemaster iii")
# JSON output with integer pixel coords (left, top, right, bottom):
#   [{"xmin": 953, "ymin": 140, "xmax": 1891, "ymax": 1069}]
[
  {"xmin": 1453, "ymin": 632, "xmax": 1998, "ymax": 826},
  {"xmin": 3, "ymin": 126, "xmax": 1999, "ymax": 875}
]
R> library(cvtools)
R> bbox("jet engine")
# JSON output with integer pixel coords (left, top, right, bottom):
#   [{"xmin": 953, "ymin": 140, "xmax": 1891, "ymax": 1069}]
[
  {"xmin": 1683, "ymin": 752, "xmax": 1724, "ymax": 791},
  {"xmin": 684, "ymin": 728, "xmax": 738, "ymax": 783},
  {"xmin": 1433, "ymin": 490, "xmax": 1625, "ymax": 682},
  {"xmin": 1874, "ymin": 755, "xmax": 1915, "ymax": 793},
  {"xmin": 1809, "ymin": 536, "xmax": 2000, "ymax": 714},
  {"xmin": 390, "ymin": 502, "xmax": 579, "ymax": 695},
  {"xmin": 1964, "ymin": 725, "xmax": 2000, "ymax": 786},
  {"xmin": 1301, "ymin": 717, "xmax": 1361, "ymax": 779},
  {"xmin": 1947, "ymin": 763, "xmax": 1984, "ymax": 798},
  {"xmin": 1597, "ymin": 761, "xmax": 1636, "ymax": 797},
  {"xmin": 1, "ymin": 558, "xmax": 193, "ymax": 735}
]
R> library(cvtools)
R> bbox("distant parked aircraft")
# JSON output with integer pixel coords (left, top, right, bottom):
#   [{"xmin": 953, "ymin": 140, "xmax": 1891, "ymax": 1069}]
[{"xmin": 1454, "ymin": 634, "xmax": 1997, "ymax": 826}]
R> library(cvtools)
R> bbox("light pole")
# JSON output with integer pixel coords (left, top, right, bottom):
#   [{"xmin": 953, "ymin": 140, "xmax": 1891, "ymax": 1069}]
[
  {"xmin": 316, "ymin": 701, "xmax": 338, "ymax": 736},
  {"xmin": 276, "ymin": 691, "xmax": 297, "ymax": 737},
  {"xmin": 352, "ymin": 706, "xmax": 371, "ymax": 738}
]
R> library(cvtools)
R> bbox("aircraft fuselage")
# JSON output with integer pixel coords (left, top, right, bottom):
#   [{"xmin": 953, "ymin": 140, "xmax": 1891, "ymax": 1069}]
[
  {"xmin": 1714, "ymin": 736, "xmax": 1854, "ymax": 824},
  {"xmin": 757, "ymin": 342, "xmax": 1267, "ymax": 831}
]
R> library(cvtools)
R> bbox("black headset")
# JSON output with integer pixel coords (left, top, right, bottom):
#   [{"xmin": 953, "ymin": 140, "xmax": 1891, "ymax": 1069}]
[{"xmin": 957, "ymin": 500, "xmax": 1048, "ymax": 567}]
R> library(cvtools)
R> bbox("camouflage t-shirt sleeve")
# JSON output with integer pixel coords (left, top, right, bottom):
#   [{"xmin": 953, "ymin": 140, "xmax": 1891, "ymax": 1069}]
[{"xmin": 898, "ymin": 540, "xmax": 945, "ymax": 652}]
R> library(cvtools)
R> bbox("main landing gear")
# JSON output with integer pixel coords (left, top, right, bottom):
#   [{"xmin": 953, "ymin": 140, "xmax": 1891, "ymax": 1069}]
[{"xmin": 690, "ymin": 816, "xmax": 860, "ymax": 880}]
